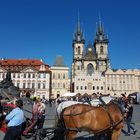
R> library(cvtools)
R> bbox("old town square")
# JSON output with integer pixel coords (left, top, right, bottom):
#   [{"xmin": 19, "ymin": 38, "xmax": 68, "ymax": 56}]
[{"xmin": 0, "ymin": 0, "xmax": 140, "ymax": 140}]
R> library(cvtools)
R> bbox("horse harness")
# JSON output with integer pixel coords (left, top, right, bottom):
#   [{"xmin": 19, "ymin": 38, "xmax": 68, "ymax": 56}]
[
  {"xmin": 95, "ymin": 104, "xmax": 123, "ymax": 134},
  {"xmin": 61, "ymin": 102, "xmax": 123, "ymax": 135}
]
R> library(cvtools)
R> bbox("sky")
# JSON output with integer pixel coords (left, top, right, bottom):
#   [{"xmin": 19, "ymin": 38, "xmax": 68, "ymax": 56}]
[{"xmin": 0, "ymin": 0, "xmax": 140, "ymax": 70}]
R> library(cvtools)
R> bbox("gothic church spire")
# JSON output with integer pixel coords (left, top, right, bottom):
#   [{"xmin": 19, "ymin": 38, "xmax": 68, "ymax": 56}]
[
  {"xmin": 73, "ymin": 14, "xmax": 85, "ymax": 43},
  {"xmin": 94, "ymin": 17, "xmax": 108, "ymax": 43}
]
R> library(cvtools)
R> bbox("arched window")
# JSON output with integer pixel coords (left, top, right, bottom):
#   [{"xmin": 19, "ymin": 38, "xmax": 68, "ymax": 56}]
[
  {"xmin": 58, "ymin": 74, "xmax": 60, "ymax": 79},
  {"xmin": 27, "ymin": 83, "xmax": 30, "ymax": 88},
  {"xmin": 38, "ymin": 83, "xmax": 41, "ymax": 89},
  {"xmin": 63, "ymin": 83, "xmax": 65, "ymax": 88},
  {"xmin": 53, "ymin": 73, "xmax": 55, "ymax": 79},
  {"xmin": 87, "ymin": 63, "xmax": 94, "ymax": 76},
  {"xmin": 52, "ymin": 82, "xmax": 55, "ymax": 88},
  {"xmin": 32, "ymin": 74, "xmax": 35, "ymax": 78},
  {"xmin": 23, "ymin": 83, "xmax": 26, "ymax": 88},
  {"xmin": 43, "ymin": 73, "xmax": 46, "ymax": 78},
  {"xmin": 17, "ymin": 82, "xmax": 20, "ymax": 87},
  {"xmin": 58, "ymin": 83, "xmax": 60, "ymax": 88},
  {"xmin": 43, "ymin": 83, "xmax": 46, "ymax": 89},
  {"xmin": 13, "ymin": 73, "xmax": 15, "ymax": 78},
  {"xmin": 77, "ymin": 66, "xmax": 80, "ymax": 70},
  {"xmin": 100, "ymin": 46, "xmax": 104, "ymax": 54},
  {"xmin": 63, "ymin": 74, "xmax": 65, "ymax": 79},
  {"xmin": 24, "ymin": 73, "xmax": 26, "ymax": 78},
  {"xmin": 17, "ymin": 73, "xmax": 20, "ymax": 78},
  {"xmin": 32, "ymin": 83, "xmax": 35, "ymax": 89},
  {"xmin": 28, "ymin": 73, "xmax": 30, "ymax": 78},
  {"xmin": 78, "ymin": 46, "xmax": 81, "ymax": 54}
]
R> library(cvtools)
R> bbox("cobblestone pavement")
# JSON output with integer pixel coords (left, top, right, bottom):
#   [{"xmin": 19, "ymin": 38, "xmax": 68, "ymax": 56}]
[{"xmin": 0, "ymin": 103, "xmax": 140, "ymax": 140}]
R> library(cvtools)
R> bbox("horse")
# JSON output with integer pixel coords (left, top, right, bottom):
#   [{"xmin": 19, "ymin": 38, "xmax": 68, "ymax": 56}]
[{"xmin": 53, "ymin": 100, "xmax": 124, "ymax": 140}]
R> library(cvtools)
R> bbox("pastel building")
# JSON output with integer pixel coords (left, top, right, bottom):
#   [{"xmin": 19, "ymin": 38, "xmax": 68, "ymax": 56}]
[{"xmin": 50, "ymin": 56, "xmax": 69, "ymax": 99}]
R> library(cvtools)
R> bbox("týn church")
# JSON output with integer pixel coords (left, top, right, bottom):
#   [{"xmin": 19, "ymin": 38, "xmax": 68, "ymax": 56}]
[{"xmin": 71, "ymin": 19, "xmax": 140, "ymax": 97}]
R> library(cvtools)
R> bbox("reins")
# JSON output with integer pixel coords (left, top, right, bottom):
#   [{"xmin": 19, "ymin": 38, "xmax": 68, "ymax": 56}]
[
  {"xmin": 94, "ymin": 118, "xmax": 123, "ymax": 135},
  {"xmin": 62, "ymin": 102, "xmax": 124, "ymax": 134}
]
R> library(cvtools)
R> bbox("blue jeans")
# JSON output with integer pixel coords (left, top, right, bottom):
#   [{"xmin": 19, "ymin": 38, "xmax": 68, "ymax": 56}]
[{"xmin": 126, "ymin": 116, "xmax": 134, "ymax": 133}]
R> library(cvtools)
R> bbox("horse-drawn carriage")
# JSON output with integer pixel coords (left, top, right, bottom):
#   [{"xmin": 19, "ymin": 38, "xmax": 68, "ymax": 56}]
[
  {"xmin": 0, "ymin": 95, "xmax": 125, "ymax": 140},
  {"xmin": 0, "ymin": 96, "xmax": 124, "ymax": 140}
]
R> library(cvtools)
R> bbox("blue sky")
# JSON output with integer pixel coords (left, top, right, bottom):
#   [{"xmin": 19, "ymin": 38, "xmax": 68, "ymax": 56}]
[{"xmin": 0, "ymin": 0, "xmax": 140, "ymax": 70}]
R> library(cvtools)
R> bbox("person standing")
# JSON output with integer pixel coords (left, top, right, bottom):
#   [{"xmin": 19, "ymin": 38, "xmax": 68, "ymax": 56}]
[
  {"xmin": 23, "ymin": 98, "xmax": 46, "ymax": 134},
  {"xmin": 32, "ymin": 98, "xmax": 46, "ymax": 129},
  {"xmin": 36, "ymin": 99, "xmax": 46, "ymax": 129},
  {"xmin": 4, "ymin": 99, "xmax": 24, "ymax": 140},
  {"xmin": 49, "ymin": 98, "xmax": 52, "ymax": 107},
  {"xmin": 125, "ymin": 101, "xmax": 137, "ymax": 136}
]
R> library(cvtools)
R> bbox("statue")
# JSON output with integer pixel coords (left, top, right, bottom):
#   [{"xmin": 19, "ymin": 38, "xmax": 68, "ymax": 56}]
[
  {"xmin": 0, "ymin": 71, "xmax": 13, "ymax": 89},
  {"xmin": 0, "ymin": 71, "xmax": 20, "ymax": 99}
]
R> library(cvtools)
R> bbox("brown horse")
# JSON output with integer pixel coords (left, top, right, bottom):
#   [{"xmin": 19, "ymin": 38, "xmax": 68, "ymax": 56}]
[{"xmin": 54, "ymin": 101, "xmax": 124, "ymax": 140}]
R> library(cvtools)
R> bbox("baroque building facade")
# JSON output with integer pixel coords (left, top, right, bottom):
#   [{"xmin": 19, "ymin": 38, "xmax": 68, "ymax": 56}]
[
  {"xmin": 0, "ymin": 59, "xmax": 51, "ymax": 99},
  {"xmin": 71, "ymin": 19, "xmax": 140, "ymax": 97}
]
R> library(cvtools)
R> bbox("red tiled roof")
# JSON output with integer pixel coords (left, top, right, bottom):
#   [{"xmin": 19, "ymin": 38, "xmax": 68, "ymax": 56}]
[{"xmin": 0, "ymin": 59, "xmax": 51, "ymax": 72}]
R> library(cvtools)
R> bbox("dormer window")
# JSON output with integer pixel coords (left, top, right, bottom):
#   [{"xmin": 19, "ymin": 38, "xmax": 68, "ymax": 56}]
[{"xmin": 40, "ymin": 65, "xmax": 45, "ymax": 70}]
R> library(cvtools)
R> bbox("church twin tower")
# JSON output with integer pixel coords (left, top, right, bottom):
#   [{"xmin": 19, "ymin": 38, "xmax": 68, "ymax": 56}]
[{"xmin": 72, "ymin": 18, "xmax": 110, "ymax": 80}]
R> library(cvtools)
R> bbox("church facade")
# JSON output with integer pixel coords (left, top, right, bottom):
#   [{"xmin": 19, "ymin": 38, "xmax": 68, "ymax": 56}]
[{"xmin": 71, "ymin": 19, "xmax": 140, "ymax": 97}]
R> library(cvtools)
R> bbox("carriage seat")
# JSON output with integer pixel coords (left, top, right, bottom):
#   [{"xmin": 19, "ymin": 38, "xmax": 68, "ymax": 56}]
[
  {"xmin": 90, "ymin": 98, "xmax": 101, "ymax": 106},
  {"xmin": 90, "ymin": 96, "xmax": 114, "ymax": 106}
]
